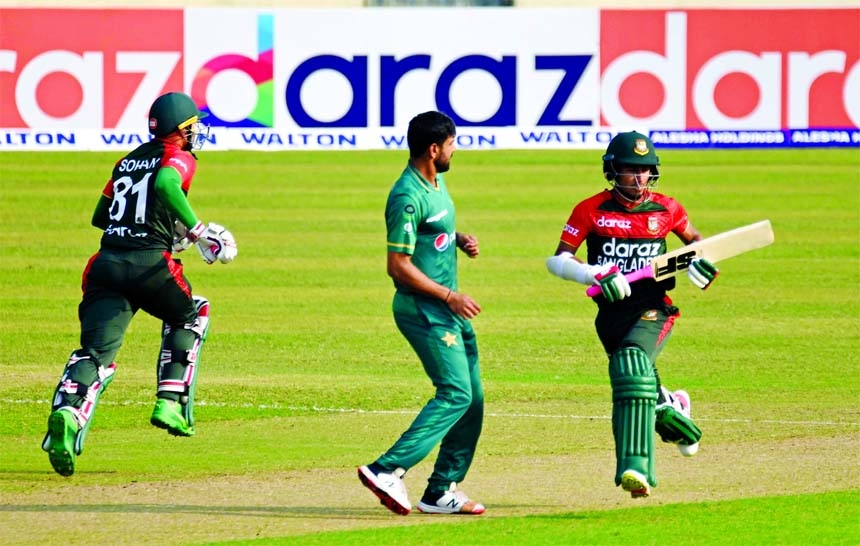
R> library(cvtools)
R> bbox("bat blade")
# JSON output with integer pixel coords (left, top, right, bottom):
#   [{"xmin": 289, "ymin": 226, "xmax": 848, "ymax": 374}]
[{"xmin": 585, "ymin": 220, "xmax": 774, "ymax": 297}]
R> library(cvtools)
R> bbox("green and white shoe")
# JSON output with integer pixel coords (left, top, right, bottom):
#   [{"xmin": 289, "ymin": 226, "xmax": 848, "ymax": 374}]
[
  {"xmin": 43, "ymin": 409, "xmax": 78, "ymax": 477},
  {"xmin": 150, "ymin": 399, "xmax": 195, "ymax": 437}
]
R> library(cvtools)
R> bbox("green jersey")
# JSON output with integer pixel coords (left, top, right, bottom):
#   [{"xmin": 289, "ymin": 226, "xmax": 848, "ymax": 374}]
[{"xmin": 385, "ymin": 163, "xmax": 458, "ymax": 293}]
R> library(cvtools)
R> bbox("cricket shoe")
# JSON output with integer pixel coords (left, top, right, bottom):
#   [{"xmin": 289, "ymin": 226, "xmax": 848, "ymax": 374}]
[
  {"xmin": 357, "ymin": 465, "xmax": 411, "ymax": 515},
  {"xmin": 150, "ymin": 399, "xmax": 195, "ymax": 437},
  {"xmin": 673, "ymin": 390, "xmax": 699, "ymax": 457},
  {"xmin": 417, "ymin": 483, "xmax": 486, "ymax": 515},
  {"xmin": 620, "ymin": 469, "xmax": 651, "ymax": 499},
  {"xmin": 43, "ymin": 409, "xmax": 79, "ymax": 477}
]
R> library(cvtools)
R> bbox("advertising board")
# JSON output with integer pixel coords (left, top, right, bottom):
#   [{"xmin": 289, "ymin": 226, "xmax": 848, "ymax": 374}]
[{"xmin": 1, "ymin": 7, "xmax": 857, "ymax": 150}]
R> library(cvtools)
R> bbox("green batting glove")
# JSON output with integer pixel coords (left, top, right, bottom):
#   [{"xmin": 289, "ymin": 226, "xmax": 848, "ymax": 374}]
[
  {"xmin": 594, "ymin": 264, "xmax": 631, "ymax": 303},
  {"xmin": 687, "ymin": 258, "xmax": 719, "ymax": 289}
]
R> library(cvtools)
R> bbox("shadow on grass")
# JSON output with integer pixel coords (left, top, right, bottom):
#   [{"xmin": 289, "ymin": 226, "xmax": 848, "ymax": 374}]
[
  {"xmin": 0, "ymin": 504, "xmax": 393, "ymax": 519},
  {"xmin": 0, "ymin": 502, "xmax": 581, "ymax": 519}
]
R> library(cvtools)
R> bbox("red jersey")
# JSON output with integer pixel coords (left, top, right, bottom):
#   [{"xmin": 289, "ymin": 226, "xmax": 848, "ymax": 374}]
[{"xmin": 559, "ymin": 189, "xmax": 690, "ymax": 305}]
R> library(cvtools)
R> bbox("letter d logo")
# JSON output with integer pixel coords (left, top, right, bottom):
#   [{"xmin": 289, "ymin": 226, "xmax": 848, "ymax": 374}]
[{"xmin": 191, "ymin": 13, "xmax": 274, "ymax": 128}]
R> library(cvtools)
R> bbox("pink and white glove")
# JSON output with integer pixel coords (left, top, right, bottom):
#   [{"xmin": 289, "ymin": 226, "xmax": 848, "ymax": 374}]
[{"xmin": 196, "ymin": 222, "xmax": 238, "ymax": 264}]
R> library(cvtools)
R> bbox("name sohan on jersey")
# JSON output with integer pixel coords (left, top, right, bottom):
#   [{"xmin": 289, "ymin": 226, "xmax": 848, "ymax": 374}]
[{"xmin": 117, "ymin": 157, "xmax": 160, "ymax": 173}]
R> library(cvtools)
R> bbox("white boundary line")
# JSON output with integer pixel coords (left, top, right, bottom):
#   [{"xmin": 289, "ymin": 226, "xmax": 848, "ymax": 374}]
[{"xmin": 5, "ymin": 398, "xmax": 858, "ymax": 427}]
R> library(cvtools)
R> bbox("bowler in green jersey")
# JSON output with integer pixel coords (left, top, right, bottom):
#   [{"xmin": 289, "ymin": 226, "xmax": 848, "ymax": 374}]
[{"xmin": 358, "ymin": 111, "xmax": 486, "ymax": 516}]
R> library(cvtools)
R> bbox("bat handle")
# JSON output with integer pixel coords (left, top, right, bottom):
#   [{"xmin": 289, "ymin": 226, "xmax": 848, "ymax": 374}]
[{"xmin": 584, "ymin": 267, "xmax": 655, "ymax": 298}]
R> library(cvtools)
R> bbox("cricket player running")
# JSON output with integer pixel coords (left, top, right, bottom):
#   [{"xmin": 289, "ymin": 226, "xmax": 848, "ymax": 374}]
[
  {"xmin": 42, "ymin": 91, "xmax": 237, "ymax": 476},
  {"xmin": 546, "ymin": 131, "xmax": 717, "ymax": 498},
  {"xmin": 358, "ymin": 111, "xmax": 485, "ymax": 515}
]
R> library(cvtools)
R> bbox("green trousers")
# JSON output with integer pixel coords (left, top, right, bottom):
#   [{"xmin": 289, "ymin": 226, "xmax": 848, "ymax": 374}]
[
  {"xmin": 377, "ymin": 291, "xmax": 484, "ymax": 493},
  {"xmin": 79, "ymin": 249, "xmax": 199, "ymax": 363},
  {"xmin": 56, "ymin": 249, "xmax": 200, "ymax": 409},
  {"xmin": 595, "ymin": 301, "xmax": 679, "ymax": 361}
]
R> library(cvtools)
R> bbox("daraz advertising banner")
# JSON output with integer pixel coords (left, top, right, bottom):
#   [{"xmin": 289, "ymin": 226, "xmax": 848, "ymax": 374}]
[{"xmin": 0, "ymin": 7, "xmax": 858, "ymax": 151}]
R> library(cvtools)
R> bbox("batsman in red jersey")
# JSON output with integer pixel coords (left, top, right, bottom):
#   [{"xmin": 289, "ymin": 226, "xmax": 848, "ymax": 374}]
[
  {"xmin": 546, "ymin": 131, "xmax": 718, "ymax": 498},
  {"xmin": 41, "ymin": 92, "xmax": 237, "ymax": 477}
]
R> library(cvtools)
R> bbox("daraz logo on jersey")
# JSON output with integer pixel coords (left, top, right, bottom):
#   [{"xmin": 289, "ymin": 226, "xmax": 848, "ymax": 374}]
[
  {"xmin": 563, "ymin": 224, "xmax": 580, "ymax": 237},
  {"xmin": 601, "ymin": 238, "xmax": 662, "ymax": 261},
  {"xmin": 596, "ymin": 216, "xmax": 632, "ymax": 229}
]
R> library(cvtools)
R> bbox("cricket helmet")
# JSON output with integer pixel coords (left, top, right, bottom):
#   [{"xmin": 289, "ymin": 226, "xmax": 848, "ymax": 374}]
[
  {"xmin": 602, "ymin": 131, "xmax": 660, "ymax": 182},
  {"xmin": 148, "ymin": 92, "xmax": 209, "ymax": 148}
]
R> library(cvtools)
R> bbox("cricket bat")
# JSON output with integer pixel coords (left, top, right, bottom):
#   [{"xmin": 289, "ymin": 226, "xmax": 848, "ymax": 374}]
[{"xmin": 585, "ymin": 219, "xmax": 774, "ymax": 297}]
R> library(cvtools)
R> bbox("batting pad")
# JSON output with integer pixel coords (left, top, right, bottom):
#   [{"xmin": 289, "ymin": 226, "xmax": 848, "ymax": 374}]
[{"xmin": 609, "ymin": 347, "xmax": 658, "ymax": 487}]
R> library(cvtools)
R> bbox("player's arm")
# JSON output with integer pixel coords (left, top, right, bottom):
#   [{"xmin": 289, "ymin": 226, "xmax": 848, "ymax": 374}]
[
  {"xmin": 546, "ymin": 204, "xmax": 607, "ymax": 285},
  {"xmin": 547, "ymin": 241, "xmax": 594, "ymax": 283},
  {"xmin": 90, "ymin": 178, "xmax": 114, "ymax": 229},
  {"xmin": 545, "ymin": 209, "xmax": 632, "ymax": 301},
  {"xmin": 676, "ymin": 221, "xmax": 703, "ymax": 245},
  {"xmin": 388, "ymin": 251, "xmax": 481, "ymax": 319},
  {"xmin": 546, "ymin": 242, "xmax": 629, "ymax": 301},
  {"xmin": 154, "ymin": 166, "xmax": 204, "ymax": 240},
  {"xmin": 91, "ymin": 196, "xmax": 111, "ymax": 230},
  {"xmin": 546, "ymin": 241, "xmax": 605, "ymax": 284}
]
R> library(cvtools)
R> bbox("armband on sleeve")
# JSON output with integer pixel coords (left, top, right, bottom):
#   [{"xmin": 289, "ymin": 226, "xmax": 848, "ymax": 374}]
[{"xmin": 546, "ymin": 252, "xmax": 601, "ymax": 285}]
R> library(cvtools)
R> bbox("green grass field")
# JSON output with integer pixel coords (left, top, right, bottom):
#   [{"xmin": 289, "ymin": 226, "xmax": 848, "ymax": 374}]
[{"xmin": 1, "ymin": 148, "xmax": 858, "ymax": 545}]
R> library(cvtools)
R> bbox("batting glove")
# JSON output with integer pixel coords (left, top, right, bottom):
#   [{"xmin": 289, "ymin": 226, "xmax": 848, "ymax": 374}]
[
  {"xmin": 594, "ymin": 264, "xmax": 631, "ymax": 303},
  {"xmin": 185, "ymin": 220, "xmax": 206, "ymax": 242},
  {"xmin": 196, "ymin": 222, "xmax": 238, "ymax": 264},
  {"xmin": 687, "ymin": 257, "xmax": 719, "ymax": 289}
]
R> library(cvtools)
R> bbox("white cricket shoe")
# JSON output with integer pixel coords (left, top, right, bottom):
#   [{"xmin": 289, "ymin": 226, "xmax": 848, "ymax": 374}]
[
  {"xmin": 620, "ymin": 469, "xmax": 651, "ymax": 499},
  {"xmin": 357, "ymin": 465, "xmax": 411, "ymax": 515},
  {"xmin": 673, "ymin": 390, "xmax": 699, "ymax": 457},
  {"xmin": 417, "ymin": 482, "xmax": 486, "ymax": 515}
]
